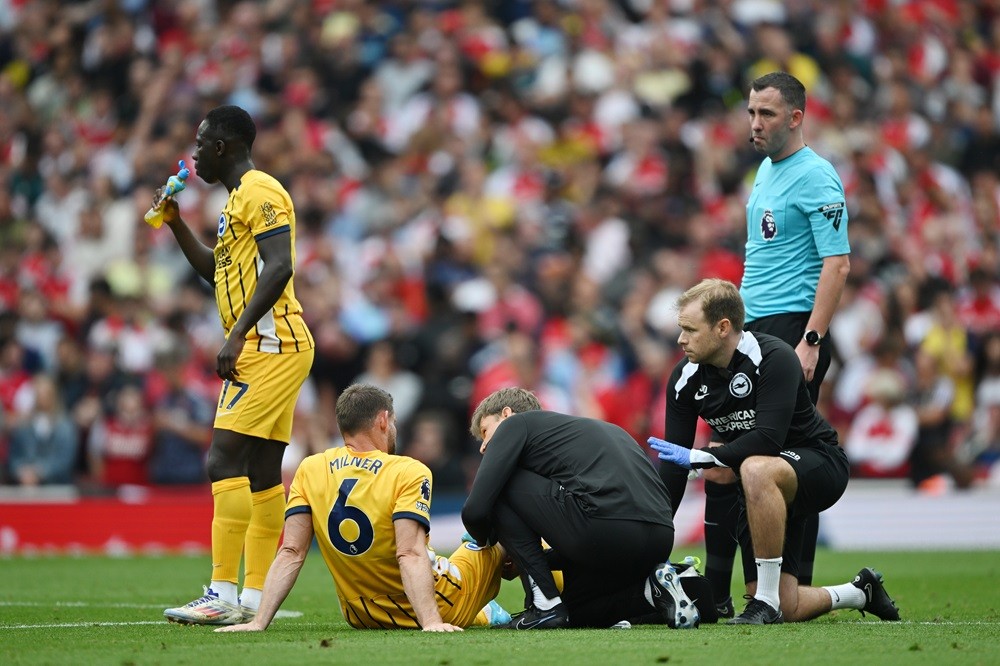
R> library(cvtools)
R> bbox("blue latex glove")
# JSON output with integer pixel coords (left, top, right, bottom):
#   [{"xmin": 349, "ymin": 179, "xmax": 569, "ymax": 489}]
[{"xmin": 647, "ymin": 437, "xmax": 692, "ymax": 469}]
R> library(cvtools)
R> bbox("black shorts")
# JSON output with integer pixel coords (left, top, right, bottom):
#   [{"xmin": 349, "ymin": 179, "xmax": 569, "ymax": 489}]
[
  {"xmin": 739, "ymin": 444, "xmax": 849, "ymax": 582},
  {"xmin": 745, "ymin": 312, "xmax": 832, "ymax": 403}
]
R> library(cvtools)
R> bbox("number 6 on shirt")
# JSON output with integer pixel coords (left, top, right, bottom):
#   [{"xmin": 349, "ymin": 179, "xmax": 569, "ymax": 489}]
[{"xmin": 328, "ymin": 478, "xmax": 375, "ymax": 556}]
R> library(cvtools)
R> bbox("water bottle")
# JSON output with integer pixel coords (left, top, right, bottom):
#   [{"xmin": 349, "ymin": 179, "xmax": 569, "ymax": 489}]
[{"xmin": 144, "ymin": 160, "xmax": 190, "ymax": 229}]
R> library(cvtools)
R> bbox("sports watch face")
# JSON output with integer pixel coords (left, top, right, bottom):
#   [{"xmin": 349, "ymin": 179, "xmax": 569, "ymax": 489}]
[{"xmin": 804, "ymin": 330, "xmax": 822, "ymax": 346}]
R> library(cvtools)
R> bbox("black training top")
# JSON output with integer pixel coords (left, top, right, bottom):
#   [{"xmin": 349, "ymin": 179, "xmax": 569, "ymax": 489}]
[
  {"xmin": 462, "ymin": 410, "xmax": 673, "ymax": 546},
  {"xmin": 665, "ymin": 331, "xmax": 840, "ymax": 470}
]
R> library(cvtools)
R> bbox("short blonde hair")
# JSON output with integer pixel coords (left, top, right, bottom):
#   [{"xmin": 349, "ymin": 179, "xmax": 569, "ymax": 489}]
[
  {"xmin": 677, "ymin": 278, "xmax": 745, "ymax": 331},
  {"xmin": 469, "ymin": 387, "xmax": 541, "ymax": 439}
]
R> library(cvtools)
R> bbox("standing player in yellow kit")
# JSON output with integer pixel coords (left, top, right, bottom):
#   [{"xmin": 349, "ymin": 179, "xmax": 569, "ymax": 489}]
[{"xmin": 158, "ymin": 105, "xmax": 315, "ymax": 625}]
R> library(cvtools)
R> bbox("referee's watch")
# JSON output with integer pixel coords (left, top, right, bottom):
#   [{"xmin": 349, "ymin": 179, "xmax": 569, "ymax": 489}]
[{"xmin": 803, "ymin": 329, "xmax": 823, "ymax": 346}]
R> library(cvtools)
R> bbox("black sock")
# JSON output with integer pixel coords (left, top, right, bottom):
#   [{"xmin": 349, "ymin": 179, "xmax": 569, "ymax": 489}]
[
  {"xmin": 798, "ymin": 512, "xmax": 819, "ymax": 586},
  {"xmin": 703, "ymin": 480, "xmax": 740, "ymax": 602}
]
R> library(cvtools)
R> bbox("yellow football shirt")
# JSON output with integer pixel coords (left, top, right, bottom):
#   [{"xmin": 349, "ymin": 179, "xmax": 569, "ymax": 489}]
[
  {"xmin": 286, "ymin": 446, "xmax": 437, "ymax": 629},
  {"xmin": 213, "ymin": 169, "xmax": 313, "ymax": 353}
]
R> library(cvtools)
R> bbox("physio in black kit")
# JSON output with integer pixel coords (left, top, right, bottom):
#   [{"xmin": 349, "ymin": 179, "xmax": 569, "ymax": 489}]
[
  {"xmin": 651, "ymin": 278, "xmax": 900, "ymax": 625},
  {"xmin": 462, "ymin": 387, "xmax": 699, "ymax": 630}
]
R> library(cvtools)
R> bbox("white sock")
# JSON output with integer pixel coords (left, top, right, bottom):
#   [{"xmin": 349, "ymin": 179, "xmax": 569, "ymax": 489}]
[
  {"xmin": 644, "ymin": 578, "xmax": 655, "ymax": 607},
  {"xmin": 823, "ymin": 583, "xmax": 866, "ymax": 610},
  {"xmin": 754, "ymin": 557, "xmax": 782, "ymax": 610},
  {"xmin": 209, "ymin": 580, "xmax": 239, "ymax": 605},
  {"xmin": 240, "ymin": 587, "xmax": 262, "ymax": 610},
  {"xmin": 529, "ymin": 576, "xmax": 562, "ymax": 610}
]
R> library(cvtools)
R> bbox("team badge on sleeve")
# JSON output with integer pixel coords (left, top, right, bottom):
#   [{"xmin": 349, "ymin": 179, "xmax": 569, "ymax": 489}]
[
  {"xmin": 260, "ymin": 201, "xmax": 278, "ymax": 227},
  {"xmin": 414, "ymin": 477, "xmax": 432, "ymax": 514},
  {"xmin": 819, "ymin": 202, "xmax": 845, "ymax": 231}
]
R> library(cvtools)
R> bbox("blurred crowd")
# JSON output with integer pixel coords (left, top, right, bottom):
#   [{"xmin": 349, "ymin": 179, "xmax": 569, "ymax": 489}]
[{"xmin": 1, "ymin": 0, "xmax": 999, "ymax": 497}]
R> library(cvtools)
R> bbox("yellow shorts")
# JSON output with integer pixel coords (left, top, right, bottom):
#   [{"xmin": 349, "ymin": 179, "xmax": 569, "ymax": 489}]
[
  {"xmin": 213, "ymin": 347, "xmax": 314, "ymax": 443},
  {"xmin": 434, "ymin": 543, "xmax": 505, "ymax": 628}
]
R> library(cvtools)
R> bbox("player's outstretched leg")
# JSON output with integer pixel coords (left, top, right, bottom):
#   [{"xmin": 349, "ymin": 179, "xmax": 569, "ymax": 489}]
[{"xmin": 852, "ymin": 567, "xmax": 901, "ymax": 621}]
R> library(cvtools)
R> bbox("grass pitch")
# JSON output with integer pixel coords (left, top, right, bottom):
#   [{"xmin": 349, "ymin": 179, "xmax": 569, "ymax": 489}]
[{"xmin": 2, "ymin": 548, "xmax": 999, "ymax": 665}]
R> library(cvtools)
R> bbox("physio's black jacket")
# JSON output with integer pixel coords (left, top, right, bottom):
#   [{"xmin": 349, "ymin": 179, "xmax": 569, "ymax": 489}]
[
  {"xmin": 463, "ymin": 410, "xmax": 673, "ymax": 546},
  {"xmin": 660, "ymin": 332, "xmax": 840, "ymax": 509}
]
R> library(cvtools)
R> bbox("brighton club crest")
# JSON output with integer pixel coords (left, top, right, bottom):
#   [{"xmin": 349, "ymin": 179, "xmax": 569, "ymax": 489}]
[{"xmin": 729, "ymin": 372, "xmax": 752, "ymax": 398}]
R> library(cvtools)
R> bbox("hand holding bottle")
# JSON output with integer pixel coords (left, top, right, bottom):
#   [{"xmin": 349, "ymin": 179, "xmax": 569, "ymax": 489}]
[{"xmin": 144, "ymin": 160, "xmax": 190, "ymax": 228}]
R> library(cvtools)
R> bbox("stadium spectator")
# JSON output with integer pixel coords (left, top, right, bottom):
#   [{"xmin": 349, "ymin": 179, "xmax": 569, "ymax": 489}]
[
  {"xmin": 148, "ymin": 345, "xmax": 213, "ymax": 486},
  {"xmin": 402, "ymin": 409, "xmax": 470, "ymax": 493},
  {"xmin": 14, "ymin": 288, "xmax": 65, "ymax": 373},
  {"xmin": 352, "ymin": 338, "xmax": 424, "ymax": 432},
  {"xmin": 87, "ymin": 383, "xmax": 153, "ymax": 488},
  {"xmin": 919, "ymin": 287, "xmax": 976, "ymax": 431},
  {"xmin": 908, "ymin": 349, "xmax": 964, "ymax": 492},
  {"xmin": 7, "ymin": 374, "xmax": 77, "ymax": 486},
  {"xmin": 843, "ymin": 368, "xmax": 918, "ymax": 478}
]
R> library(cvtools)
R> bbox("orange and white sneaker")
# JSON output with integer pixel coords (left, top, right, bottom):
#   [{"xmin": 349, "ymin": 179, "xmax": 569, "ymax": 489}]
[{"xmin": 164, "ymin": 587, "xmax": 243, "ymax": 625}]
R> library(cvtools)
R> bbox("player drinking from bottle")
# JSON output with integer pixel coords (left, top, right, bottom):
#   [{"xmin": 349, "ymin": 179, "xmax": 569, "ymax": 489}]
[{"xmin": 158, "ymin": 105, "xmax": 315, "ymax": 625}]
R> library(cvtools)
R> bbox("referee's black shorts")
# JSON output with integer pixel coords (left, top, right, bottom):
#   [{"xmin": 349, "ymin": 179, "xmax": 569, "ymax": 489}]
[{"xmin": 744, "ymin": 311, "xmax": 832, "ymax": 403}]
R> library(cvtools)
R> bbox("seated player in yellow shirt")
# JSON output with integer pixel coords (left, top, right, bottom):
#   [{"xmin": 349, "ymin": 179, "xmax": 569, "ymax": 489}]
[{"xmin": 217, "ymin": 384, "xmax": 509, "ymax": 632}]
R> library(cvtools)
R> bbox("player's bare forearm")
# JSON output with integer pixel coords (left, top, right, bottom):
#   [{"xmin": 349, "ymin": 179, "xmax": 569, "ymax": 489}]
[
  {"xmin": 398, "ymin": 551, "xmax": 459, "ymax": 632},
  {"xmin": 394, "ymin": 518, "xmax": 461, "ymax": 632},
  {"xmin": 230, "ymin": 261, "xmax": 292, "ymax": 339},
  {"xmin": 229, "ymin": 232, "xmax": 293, "ymax": 341},
  {"xmin": 217, "ymin": 548, "xmax": 304, "ymax": 632},
  {"xmin": 163, "ymin": 212, "xmax": 216, "ymax": 283},
  {"xmin": 216, "ymin": 515, "xmax": 311, "ymax": 633}
]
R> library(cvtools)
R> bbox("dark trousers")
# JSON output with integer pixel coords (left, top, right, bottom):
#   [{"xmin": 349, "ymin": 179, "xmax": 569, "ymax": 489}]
[
  {"xmin": 744, "ymin": 312, "xmax": 833, "ymax": 585},
  {"xmin": 704, "ymin": 312, "xmax": 830, "ymax": 589},
  {"xmin": 493, "ymin": 469, "xmax": 675, "ymax": 628}
]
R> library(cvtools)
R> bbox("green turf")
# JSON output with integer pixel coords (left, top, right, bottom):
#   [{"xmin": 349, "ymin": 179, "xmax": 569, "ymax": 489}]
[{"xmin": 2, "ymin": 549, "xmax": 999, "ymax": 665}]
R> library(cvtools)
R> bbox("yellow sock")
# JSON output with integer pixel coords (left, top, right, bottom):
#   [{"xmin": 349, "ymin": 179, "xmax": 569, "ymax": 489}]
[
  {"xmin": 211, "ymin": 477, "xmax": 252, "ymax": 585},
  {"xmin": 243, "ymin": 484, "xmax": 286, "ymax": 591}
]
